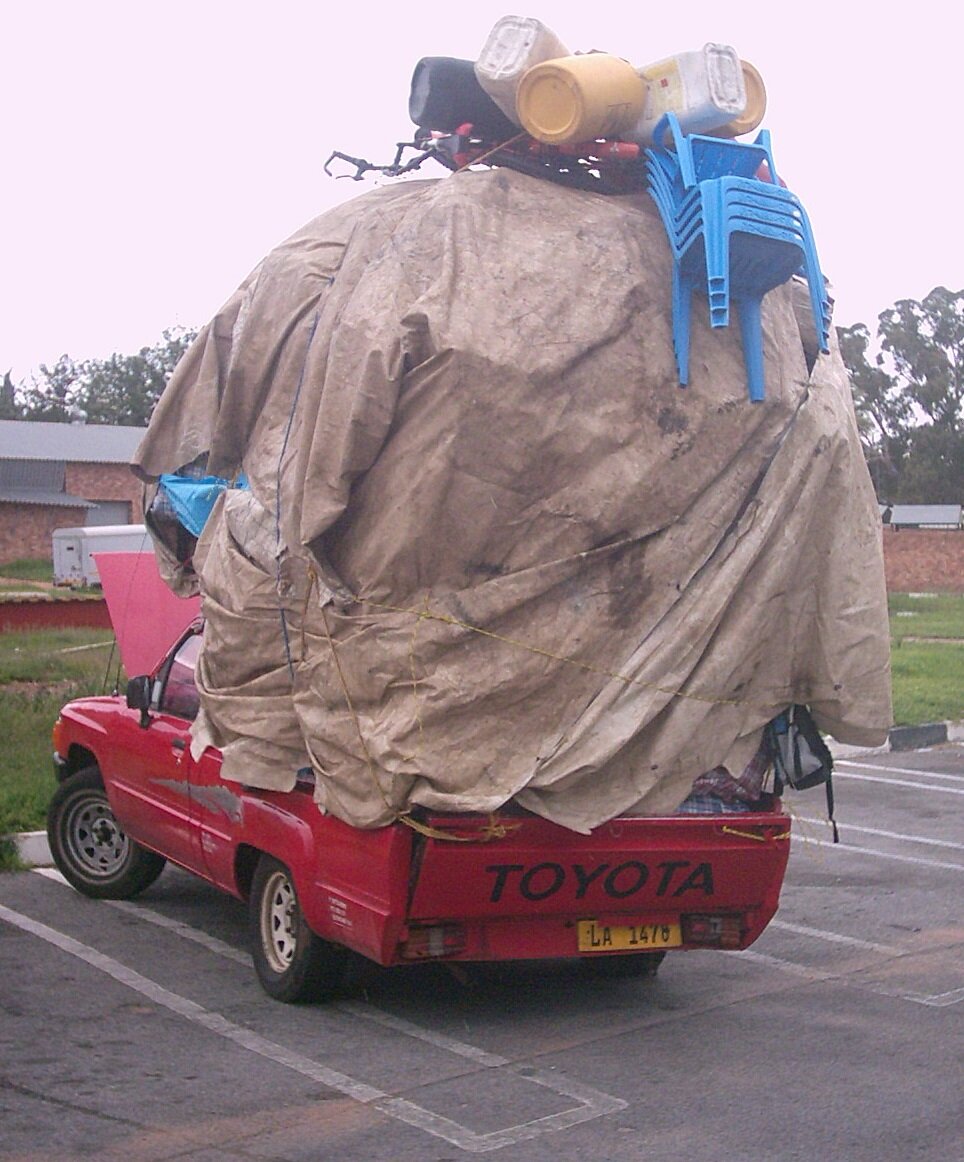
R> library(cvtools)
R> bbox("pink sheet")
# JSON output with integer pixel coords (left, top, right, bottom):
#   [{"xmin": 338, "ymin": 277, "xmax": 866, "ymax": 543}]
[{"xmin": 94, "ymin": 551, "xmax": 201, "ymax": 676}]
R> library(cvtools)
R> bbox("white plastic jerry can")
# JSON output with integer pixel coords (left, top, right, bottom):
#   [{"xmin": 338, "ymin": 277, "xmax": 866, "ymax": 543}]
[
  {"xmin": 474, "ymin": 15, "xmax": 570, "ymax": 123},
  {"xmin": 631, "ymin": 43, "xmax": 754, "ymax": 144}
]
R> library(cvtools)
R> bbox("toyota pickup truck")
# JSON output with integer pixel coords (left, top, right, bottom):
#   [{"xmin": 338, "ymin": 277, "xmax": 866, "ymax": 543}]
[{"xmin": 47, "ymin": 620, "xmax": 792, "ymax": 1002}]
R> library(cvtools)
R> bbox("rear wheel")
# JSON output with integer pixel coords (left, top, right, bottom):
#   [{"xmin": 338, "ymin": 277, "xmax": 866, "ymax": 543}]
[
  {"xmin": 249, "ymin": 855, "xmax": 347, "ymax": 1003},
  {"xmin": 46, "ymin": 766, "xmax": 166, "ymax": 898}
]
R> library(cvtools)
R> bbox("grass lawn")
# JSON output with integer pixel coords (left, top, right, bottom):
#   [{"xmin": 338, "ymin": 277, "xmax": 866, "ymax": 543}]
[
  {"xmin": 888, "ymin": 592, "xmax": 964, "ymax": 642},
  {"xmin": 890, "ymin": 640, "xmax": 964, "ymax": 726},
  {"xmin": 888, "ymin": 593, "xmax": 964, "ymax": 725},
  {"xmin": 0, "ymin": 558, "xmax": 54, "ymax": 583},
  {"xmin": 0, "ymin": 627, "xmax": 120, "ymax": 685},
  {"xmin": 0, "ymin": 628, "xmax": 123, "ymax": 865}
]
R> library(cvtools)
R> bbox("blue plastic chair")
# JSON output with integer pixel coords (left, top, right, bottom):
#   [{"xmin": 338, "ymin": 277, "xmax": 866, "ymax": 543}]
[
  {"xmin": 651, "ymin": 112, "xmax": 780, "ymax": 189},
  {"xmin": 649, "ymin": 170, "xmax": 829, "ymax": 339},
  {"xmin": 645, "ymin": 113, "xmax": 829, "ymax": 400},
  {"xmin": 647, "ymin": 157, "xmax": 824, "ymax": 289},
  {"xmin": 648, "ymin": 150, "xmax": 831, "ymax": 393},
  {"xmin": 671, "ymin": 231, "xmax": 808, "ymax": 399},
  {"xmin": 669, "ymin": 187, "xmax": 824, "ymax": 311},
  {"xmin": 668, "ymin": 206, "xmax": 827, "ymax": 400}
]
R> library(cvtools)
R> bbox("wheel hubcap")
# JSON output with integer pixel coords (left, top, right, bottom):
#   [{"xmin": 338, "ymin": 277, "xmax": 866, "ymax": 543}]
[
  {"xmin": 260, "ymin": 870, "xmax": 298, "ymax": 973},
  {"xmin": 64, "ymin": 793, "xmax": 130, "ymax": 878}
]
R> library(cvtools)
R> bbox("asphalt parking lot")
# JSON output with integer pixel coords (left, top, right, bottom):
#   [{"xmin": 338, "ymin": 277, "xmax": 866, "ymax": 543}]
[{"xmin": 1, "ymin": 743, "xmax": 961, "ymax": 1161}]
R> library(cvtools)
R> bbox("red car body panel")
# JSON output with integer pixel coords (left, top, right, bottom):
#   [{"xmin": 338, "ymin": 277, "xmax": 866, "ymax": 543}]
[{"xmin": 53, "ymin": 629, "xmax": 791, "ymax": 968}]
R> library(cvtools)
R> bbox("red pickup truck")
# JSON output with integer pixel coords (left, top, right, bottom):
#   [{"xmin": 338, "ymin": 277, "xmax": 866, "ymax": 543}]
[{"xmin": 47, "ymin": 621, "xmax": 792, "ymax": 1002}]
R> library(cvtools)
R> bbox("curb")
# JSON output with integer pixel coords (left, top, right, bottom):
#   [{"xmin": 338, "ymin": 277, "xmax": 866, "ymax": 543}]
[
  {"xmin": 8, "ymin": 831, "xmax": 51, "ymax": 867},
  {"xmin": 7, "ymin": 721, "xmax": 963, "ymax": 870},
  {"xmin": 887, "ymin": 722, "xmax": 950, "ymax": 752},
  {"xmin": 0, "ymin": 595, "xmax": 112, "ymax": 632},
  {"xmin": 829, "ymin": 718, "xmax": 963, "ymax": 759}
]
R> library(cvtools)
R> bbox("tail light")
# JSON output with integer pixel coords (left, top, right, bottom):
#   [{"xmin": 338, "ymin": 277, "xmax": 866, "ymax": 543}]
[
  {"xmin": 399, "ymin": 923, "xmax": 467, "ymax": 960},
  {"xmin": 682, "ymin": 913, "xmax": 744, "ymax": 949}
]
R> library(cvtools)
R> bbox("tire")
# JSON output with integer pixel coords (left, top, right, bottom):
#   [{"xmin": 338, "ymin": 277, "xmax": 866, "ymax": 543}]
[
  {"xmin": 46, "ymin": 766, "xmax": 166, "ymax": 899},
  {"xmin": 581, "ymin": 951, "xmax": 666, "ymax": 980},
  {"xmin": 249, "ymin": 855, "xmax": 347, "ymax": 1003}
]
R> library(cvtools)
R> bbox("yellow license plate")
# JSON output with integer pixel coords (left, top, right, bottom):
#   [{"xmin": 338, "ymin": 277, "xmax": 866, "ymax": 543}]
[{"xmin": 577, "ymin": 920, "xmax": 682, "ymax": 953}]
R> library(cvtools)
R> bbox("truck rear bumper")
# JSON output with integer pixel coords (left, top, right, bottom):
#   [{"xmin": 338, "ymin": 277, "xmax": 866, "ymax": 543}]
[{"xmin": 311, "ymin": 809, "xmax": 792, "ymax": 967}]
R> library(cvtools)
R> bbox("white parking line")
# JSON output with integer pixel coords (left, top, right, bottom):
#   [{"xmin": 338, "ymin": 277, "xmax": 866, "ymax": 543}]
[
  {"xmin": 0, "ymin": 902, "xmax": 381, "ymax": 1105},
  {"xmin": 834, "ymin": 773, "xmax": 964, "ymax": 796},
  {"xmin": 340, "ymin": 1000, "xmax": 629, "ymax": 1150},
  {"xmin": 33, "ymin": 868, "xmax": 253, "ymax": 964},
  {"xmin": 12, "ymin": 886, "xmax": 626, "ymax": 1153},
  {"xmin": 737, "ymin": 947, "xmax": 964, "ymax": 1007},
  {"xmin": 768, "ymin": 919, "xmax": 899, "ymax": 954},
  {"xmin": 735, "ymin": 948, "xmax": 833, "ymax": 980},
  {"xmin": 794, "ymin": 820, "xmax": 964, "ymax": 852},
  {"xmin": 837, "ymin": 761, "xmax": 964, "ymax": 783},
  {"xmin": 902, "ymin": 986, "xmax": 964, "ymax": 1008},
  {"xmin": 798, "ymin": 837, "xmax": 964, "ymax": 871},
  {"xmin": 113, "ymin": 899, "xmax": 252, "ymax": 964},
  {"xmin": 336, "ymin": 1001, "xmax": 507, "ymax": 1067}
]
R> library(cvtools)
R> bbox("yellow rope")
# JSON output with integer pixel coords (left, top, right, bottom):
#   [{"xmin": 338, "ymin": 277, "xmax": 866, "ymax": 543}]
[
  {"xmin": 780, "ymin": 801, "xmax": 833, "ymax": 863},
  {"xmin": 303, "ymin": 566, "xmax": 785, "ymax": 843},
  {"xmin": 400, "ymin": 594, "xmax": 430, "ymax": 765},
  {"xmin": 299, "ymin": 566, "xmax": 316, "ymax": 661},
  {"xmin": 315, "ymin": 572, "xmax": 519, "ymax": 844},
  {"xmin": 350, "ymin": 592, "xmax": 762, "ymax": 710},
  {"xmin": 721, "ymin": 825, "xmax": 791, "ymax": 843},
  {"xmin": 454, "ymin": 132, "xmax": 530, "ymax": 174},
  {"xmin": 319, "ymin": 601, "xmax": 391, "ymax": 805},
  {"xmin": 396, "ymin": 811, "xmax": 524, "ymax": 843}
]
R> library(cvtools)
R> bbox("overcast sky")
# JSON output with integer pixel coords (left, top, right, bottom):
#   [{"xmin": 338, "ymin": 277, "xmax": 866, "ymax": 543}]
[{"xmin": 2, "ymin": 1, "xmax": 960, "ymax": 382}]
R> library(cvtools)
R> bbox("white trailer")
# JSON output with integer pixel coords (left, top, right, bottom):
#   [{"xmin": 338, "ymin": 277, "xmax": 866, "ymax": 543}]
[{"xmin": 52, "ymin": 524, "xmax": 151, "ymax": 586}]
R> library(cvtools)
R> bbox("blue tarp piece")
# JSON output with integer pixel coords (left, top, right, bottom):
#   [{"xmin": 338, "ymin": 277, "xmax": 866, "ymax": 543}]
[{"xmin": 157, "ymin": 474, "xmax": 248, "ymax": 537}]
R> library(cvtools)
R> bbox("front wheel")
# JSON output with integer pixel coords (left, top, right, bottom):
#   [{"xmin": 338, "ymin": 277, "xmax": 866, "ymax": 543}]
[
  {"xmin": 249, "ymin": 855, "xmax": 347, "ymax": 1003},
  {"xmin": 46, "ymin": 766, "xmax": 166, "ymax": 898}
]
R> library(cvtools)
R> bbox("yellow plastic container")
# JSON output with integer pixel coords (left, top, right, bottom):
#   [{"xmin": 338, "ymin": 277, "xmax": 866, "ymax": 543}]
[
  {"xmin": 516, "ymin": 54, "xmax": 647, "ymax": 145},
  {"xmin": 706, "ymin": 60, "xmax": 767, "ymax": 138}
]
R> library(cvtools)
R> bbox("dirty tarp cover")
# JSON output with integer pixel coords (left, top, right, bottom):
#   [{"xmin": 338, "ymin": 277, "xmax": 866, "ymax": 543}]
[{"xmin": 133, "ymin": 170, "xmax": 892, "ymax": 834}]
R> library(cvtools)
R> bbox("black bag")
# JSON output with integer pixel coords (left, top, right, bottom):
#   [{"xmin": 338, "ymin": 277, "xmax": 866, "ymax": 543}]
[{"xmin": 767, "ymin": 705, "xmax": 839, "ymax": 842}]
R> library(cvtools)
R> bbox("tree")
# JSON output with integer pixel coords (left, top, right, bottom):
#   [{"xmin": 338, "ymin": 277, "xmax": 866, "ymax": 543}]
[
  {"xmin": 879, "ymin": 287, "xmax": 964, "ymax": 433},
  {"xmin": 17, "ymin": 354, "xmax": 83, "ymax": 423},
  {"xmin": 0, "ymin": 372, "xmax": 24, "ymax": 420},
  {"xmin": 4, "ymin": 327, "xmax": 197, "ymax": 427},
  {"xmin": 839, "ymin": 286, "xmax": 964, "ymax": 503},
  {"xmin": 75, "ymin": 328, "xmax": 197, "ymax": 427},
  {"xmin": 898, "ymin": 425, "xmax": 964, "ymax": 504},
  {"xmin": 837, "ymin": 322, "xmax": 910, "ymax": 500}
]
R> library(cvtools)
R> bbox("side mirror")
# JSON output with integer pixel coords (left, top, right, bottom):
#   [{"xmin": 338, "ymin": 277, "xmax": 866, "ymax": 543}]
[{"xmin": 126, "ymin": 675, "xmax": 153, "ymax": 728}]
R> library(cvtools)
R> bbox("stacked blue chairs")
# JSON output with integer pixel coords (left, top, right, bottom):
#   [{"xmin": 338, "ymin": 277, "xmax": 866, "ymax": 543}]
[
  {"xmin": 646, "ymin": 112, "xmax": 830, "ymax": 402},
  {"xmin": 650, "ymin": 113, "xmax": 780, "ymax": 188}
]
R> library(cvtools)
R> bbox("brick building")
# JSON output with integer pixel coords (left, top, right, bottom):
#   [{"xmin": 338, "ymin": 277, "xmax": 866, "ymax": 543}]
[
  {"xmin": 883, "ymin": 528, "xmax": 964, "ymax": 594},
  {"xmin": 0, "ymin": 420, "xmax": 146, "ymax": 564}
]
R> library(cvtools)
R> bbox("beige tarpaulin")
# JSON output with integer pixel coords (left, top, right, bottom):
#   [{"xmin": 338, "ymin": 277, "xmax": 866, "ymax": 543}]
[{"xmin": 133, "ymin": 169, "xmax": 892, "ymax": 833}]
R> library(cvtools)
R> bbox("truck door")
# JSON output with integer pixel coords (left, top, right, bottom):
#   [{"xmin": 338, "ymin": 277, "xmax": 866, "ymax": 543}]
[
  {"xmin": 106, "ymin": 630, "xmax": 205, "ymax": 874},
  {"xmin": 181, "ymin": 742, "xmax": 241, "ymax": 892},
  {"xmin": 157, "ymin": 629, "xmax": 243, "ymax": 891}
]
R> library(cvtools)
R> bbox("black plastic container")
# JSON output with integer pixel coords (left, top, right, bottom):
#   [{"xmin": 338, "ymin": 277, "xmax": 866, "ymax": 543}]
[{"xmin": 409, "ymin": 56, "xmax": 519, "ymax": 140}]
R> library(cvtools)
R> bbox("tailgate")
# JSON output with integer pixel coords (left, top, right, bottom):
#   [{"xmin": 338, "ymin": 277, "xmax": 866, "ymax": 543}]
[{"xmin": 402, "ymin": 810, "xmax": 791, "ymax": 959}]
